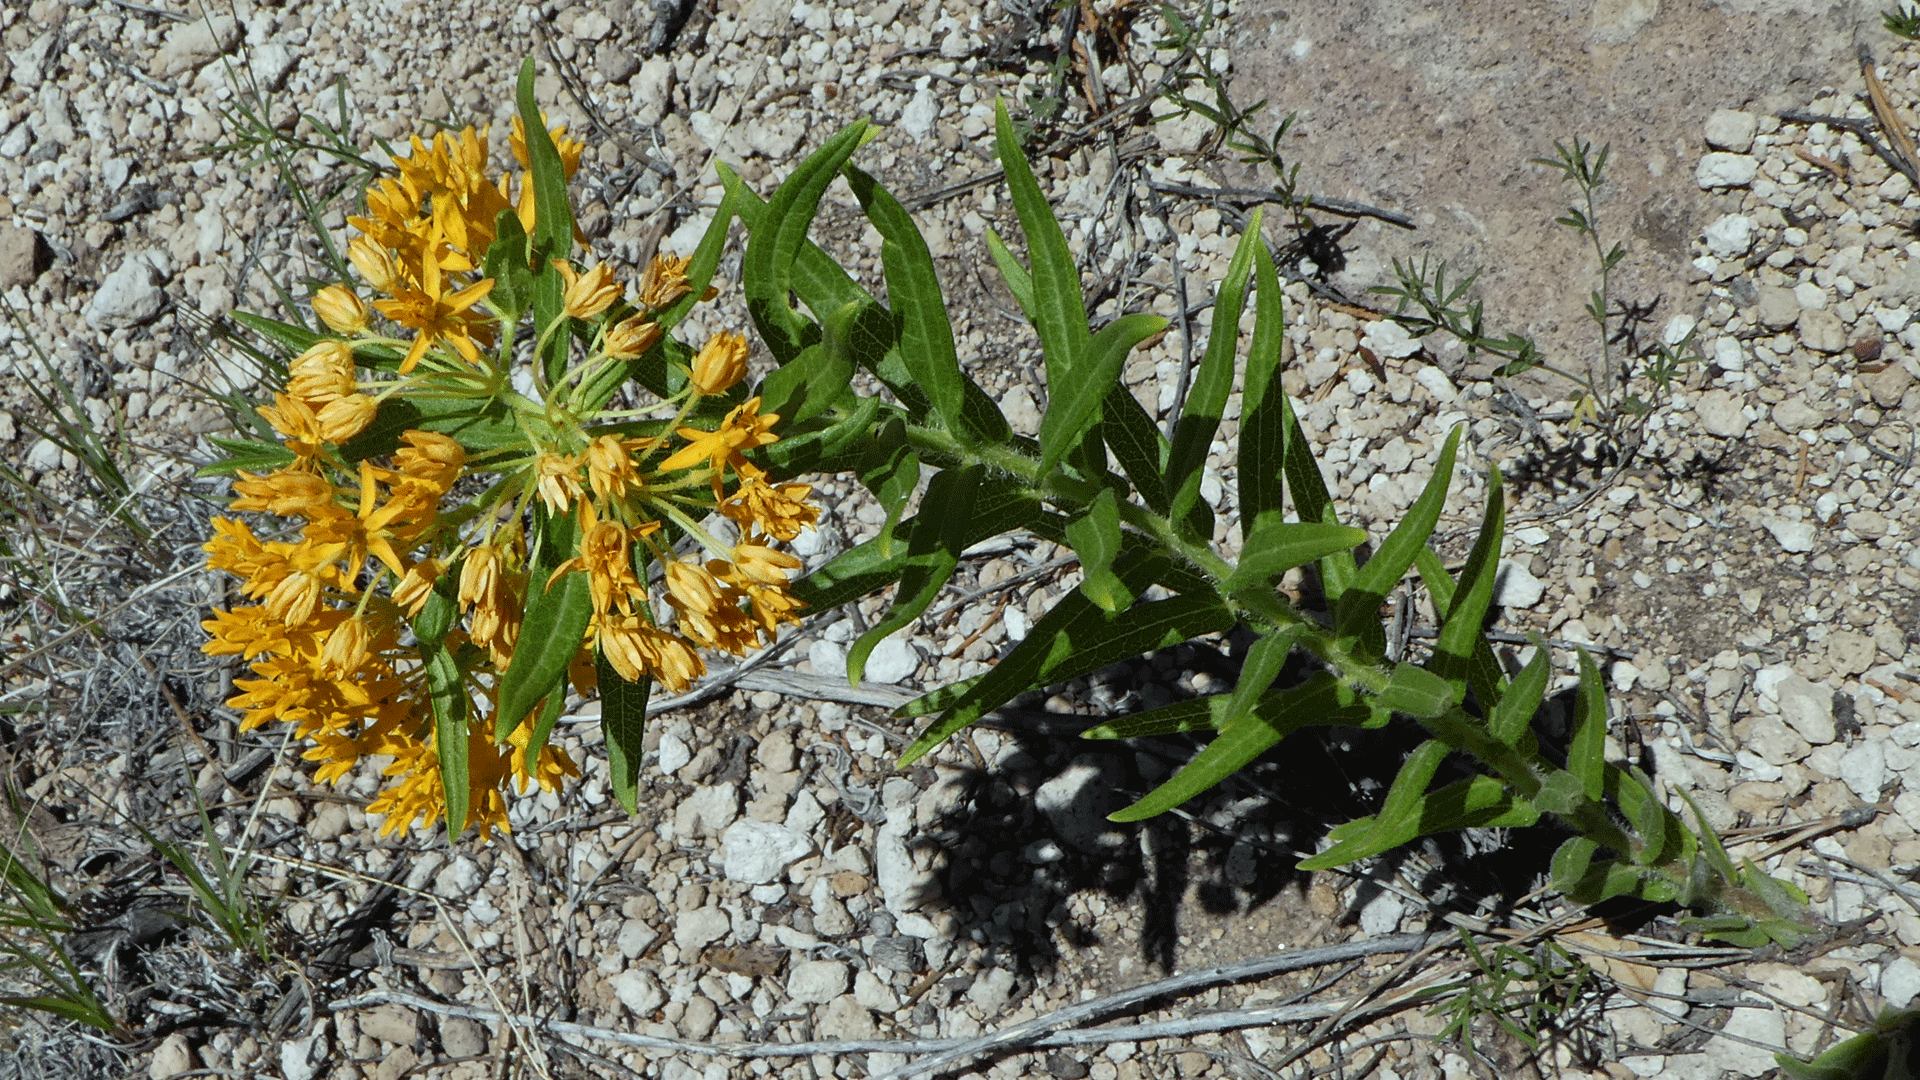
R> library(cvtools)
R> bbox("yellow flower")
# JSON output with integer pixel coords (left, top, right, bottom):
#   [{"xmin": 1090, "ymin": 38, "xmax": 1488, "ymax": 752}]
[
  {"xmin": 371, "ymin": 221, "xmax": 495, "ymax": 373},
  {"xmin": 689, "ymin": 331, "xmax": 748, "ymax": 396},
  {"xmin": 636, "ymin": 253, "xmax": 693, "ymax": 311},
  {"xmin": 316, "ymin": 393, "xmax": 377, "ymax": 443},
  {"xmin": 313, "ymin": 285, "xmax": 370, "ymax": 334},
  {"xmin": 594, "ymin": 612, "xmax": 704, "ymax": 690},
  {"xmin": 394, "ymin": 430, "xmax": 466, "ymax": 493},
  {"xmin": 658, "ymin": 397, "xmax": 781, "ymax": 479},
  {"xmin": 459, "ymin": 543, "xmax": 523, "ymax": 663},
  {"xmin": 317, "ymin": 614, "xmax": 375, "ymax": 678},
  {"xmin": 603, "ymin": 314, "xmax": 662, "ymax": 359},
  {"xmin": 390, "ymin": 558, "xmax": 444, "ymax": 616},
  {"xmin": 348, "ymin": 236, "xmax": 400, "ymax": 293},
  {"xmin": 231, "ymin": 468, "xmax": 341, "ymax": 520},
  {"xmin": 582, "ymin": 434, "xmax": 649, "ymax": 500},
  {"xmin": 721, "ymin": 461, "xmax": 818, "ymax": 542},
  {"xmin": 553, "ymin": 260, "xmax": 621, "ymax": 320},
  {"xmin": 552, "ymin": 517, "xmax": 645, "ymax": 617},
  {"xmin": 532, "ymin": 451, "xmax": 583, "ymax": 514},
  {"xmin": 256, "ymin": 394, "xmax": 327, "ymax": 458}
]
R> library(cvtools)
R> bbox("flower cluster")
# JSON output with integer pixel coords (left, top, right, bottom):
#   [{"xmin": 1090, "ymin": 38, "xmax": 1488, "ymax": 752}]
[{"xmin": 203, "ymin": 118, "xmax": 817, "ymax": 840}]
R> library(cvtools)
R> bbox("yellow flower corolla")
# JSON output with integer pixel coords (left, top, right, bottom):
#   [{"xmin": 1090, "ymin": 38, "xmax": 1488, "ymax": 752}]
[{"xmin": 689, "ymin": 331, "xmax": 749, "ymax": 396}]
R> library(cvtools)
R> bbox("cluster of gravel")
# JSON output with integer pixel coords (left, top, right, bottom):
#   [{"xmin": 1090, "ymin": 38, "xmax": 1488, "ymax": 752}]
[{"xmin": 7, "ymin": 0, "xmax": 1920, "ymax": 1078}]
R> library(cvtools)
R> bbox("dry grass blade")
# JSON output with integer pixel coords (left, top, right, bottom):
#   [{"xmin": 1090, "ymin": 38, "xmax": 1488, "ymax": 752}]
[{"xmin": 1861, "ymin": 46, "xmax": 1920, "ymax": 184}]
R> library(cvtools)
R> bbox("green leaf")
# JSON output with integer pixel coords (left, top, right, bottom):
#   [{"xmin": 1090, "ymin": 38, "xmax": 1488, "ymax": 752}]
[
  {"xmin": 1224, "ymin": 519, "xmax": 1369, "ymax": 595},
  {"xmin": 334, "ymin": 385, "xmax": 525, "ymax": 463},
  {"xmin": 1115, "ymin": 672, "xmax": 1379, "ymax": 823},
  {"xmin": 494, "ymin": 568, "xmax": 593, "ymax": 740},
  {"xmin": 740, "ymin": 122, "xmax": 873, "ymax": 364},
  {"xmin": 1296, "ymin": 739, "xmax": 1451, "ymax": 868},
  {"xmin": 1041, "ymin": 312, "xmax": 1165, "ymax": 476},
  {"xmin": 521, "ymin": 681, "xmax": 568, "ymax": 777},
  {"xmin": 1427, "ymin": 462, "xmax": 1505, "ymax": 708},
  {"xmin": 1486, "ymin": 643, "xmax": 1548, "ymax": 746},
  {"xmin": 411, "ymin": 582, "xmax": 459, "ymax": 647},
  {"xmin": 1278, "ymin": 391, "xmax": 1355, "ymax": 600},
  {"xmin": 758, "ymin": 300, "xmax": 861, "ymax": 424},
  {"xmin": 985, "ymin": 226, "xmax": 1035, "ymax": 316},
  {"xmin": 1610, "ymin": 765, "xmax": 1669, "ymax": 864},
  {"xmin": 425, "ymin": 641, "xmax": 470, "ymax": 838},
  {"xmin": 1168, "ymin": 210, "xmax": 1262, "ymax": 530},
  {"xmin": 481, "ymin": 207, "xmax": 534, "ymax": 319},
  {"xmin": 1550, "ymin": 836, "xmax": 1599, "ymax": 892},
  {"xmin": 793, "ymin": 477, "xmax": 1041, "ymax": 612},
  {"xmin": 1066, "ymin": 487, "xmax": 1130, "ymax": 612},
  {"xmin": 1222, "ymin": 628, "xmax": 1296, "ymax": 727},
  {"xmin": 597, "ymin": 651, "xmax": 652, "ymax": 814},
  {"xmin": 847, "ymin": 465, "xmax": 981, "ymax": 684},
  {"xmin": 1377, "ymin": 663, "xmax": 1454, "ymax": 719},
  {"xmin": 1419, "ymin": 774, "xmax": 1540, "ymax": 832},
  {"xmin": 843, "ymin": 164, "xmax": 985, "ymax": 443},
  {"xmin": 995, "ymin": 98, "xmax": 1089, "ymax": 427},
  {"xmin": 1237, "ymin": 234, "xmax": 1286, "ymax": 532},
  {"xmin": 197, "ymin": 434, "xmax": 296, "ymax": 479},
  {"xmin": 900, "ymin": 581, "xmax": 1234, "ymax": 765},
  {"xmin": 1102, "ymin": 384, "xmax": 1169, "ymax": 513},
  {"xmin": 1333, "ymin": 425, "xmax": 1462, "ymax": 660},
  {"xmin": 230, "ymin": 310, "xmax": 322, "ymax": 355},
  {"xmin": 1568, "ymin": 648, "xmax": 1607, "ymax": 802},
  {"xmin": 1532, "ymin": 770, "xmax": 1588, "ymax": 816},
  {"xmin": 1080, "ymin": 696, "xmax": 1223, "ymax": 739},
  {"xmin": 516, "ymin": 58, "xmax": 577, "ymax": 388}
]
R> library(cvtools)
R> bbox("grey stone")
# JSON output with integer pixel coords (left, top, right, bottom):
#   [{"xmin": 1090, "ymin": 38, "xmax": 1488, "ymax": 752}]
[
  {"xmin": 1708, "ymin": 1008, "xmax": 1784, "ymax": 1078},
  {"xmin": 149, "ymin": 1033, "xmax": 193, "ymax": 1080},
  {"xmin": 1761, "ymin": 516, "xmax": 1816, "ymax": 554},
  {"xmin": 854, "ymin": 969, "xmax": 900, "ymax": 1012},
  {"xmin": 1755, "ymin": 285, "xmax": 1801, "ymax": 329},
  {"xmin": 1775, "ymin": 674, "xmax": 1836, "ymax": 744},
  {"xmin": 655, "ymin": 730, "xmax": 691, "ymax": 774},
  {"xmin": 1799, "ymin": 309, "xmax": 1847, "ymax": 353},
  {"xmin": 609, "ymin": 969, "xmax": 666, "ymax": 1015},
  {"xmin": 966, "ymin": 967, "xmax": 1015, "ymax": 1016},
  {"xmin": 278, "ymin": 1027, "xmax": 327, "ymax": 1080},
  {"xmin": 719, "ymin": 820, "xmax": 812, "ymax": 884},
  {"xmin": 1862, "ymin": 362, "xmax": 1913, "ymax": 408},
  {"xmin": 900, "ymin": 85, "xmax": 939, "ymax": 140},
  {"xmin": 440, "ymin": 1017, "xmax": 487, "ymax": 1058},
  {"xmin": 1701, "ymin": 214, "xmax": 1753, "ymax": 257},
  {"xmin": 157, "ymin": 15, "xmax": 240, "ymax": 78},
  {"xmin": 673, "ymin": 782, "xmax": 738, "ymax": 838},
  {"xmin": 864, "ymin": 637, "xmax": 921, "ymax": 684},
  {"xmin": 1772, "ymin": 396, "xmax": 1825, "ymax": 433},
  {"xmin": 85, "ymin": 250, "xmax": 169, "ymax": 330},
  {"xmin": 359, "ymin": 1005, "xmax": 418, "ymax": 1045},
  {"xmin": 681, "ymin": 994, "xmax": 719, "ymax": 1040},
  {"xmin": 817, "ymin": 994, "xmax": 877, "ymax": 1039},
  {"xmin": 1884, "ymin": 956, "xmax": 1920, "ymax": 1008},
  {"xmin": 0, "ymin": 226, "xmax": 50, "ymax": 290},
  {"xmin": 1694, "ymin": 389, "xmax": 1749, "ymax": 437},
  {"xmin": 1494, "ymin": 562, "xmax": 1546, "ymax": 608},
  {"xmin": 1696, "ymin": 152, "xmax": 1757, "ymax": 188},
  {"xmin": 788, "ymin": 959, "xmax": 852, "ymax": 1003},
  {"xmin": 1838, "ymin": 740, "xmax": 1886, "ymax": 801},
  {"xmin": 617, "ymin": 919, "xmax": 658, "ymax": 959},
  {"xmin": 672, "ymin": 906, "xmax": 731, "ymax": 951},
  {"xmin": 1826, "ymin": 629, "xmax": 1878, "ymax": 676},
  {"xmin": 1359, "ymin": 891, "xmax": 1405, "ymax": 936},
  {"xmin": 1846, "ymin": 510, "xmax": 1890, "ymax": 540},
  {"xmin": 1704, "ymin": 108, "xmax": 1758, "ymax": 152},
  {"xmin": 1745, "ymin": 717, "xmax": 1809, "ymax": 768},
  {"xmin": 1035, "ymin": 755, "xmax": 1122, "ymax": 852}
]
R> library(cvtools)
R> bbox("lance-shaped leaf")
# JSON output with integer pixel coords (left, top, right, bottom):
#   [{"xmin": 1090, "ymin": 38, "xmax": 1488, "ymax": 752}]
[
  {"xmin": 1103, "ymin": 384, "xmax": 1169, "ymax": 513},
  {"xmin": 198, "ymin": 435, "xmax": 296, "ymax": 479},
  {"xmin": 1569, "ymin": 648, "xmax": 1607, "ymax": 801},
  {"xmin": 1425, "ymin": 461, "xmax": 1506, "ymax": 709},
  {"xmin": 1608, "ymin": 764, "xmax": 1671, "ymax": 865},
  {"xmin": 847, "ymin": 465, "xmax": 982, "ymax": 684},
  {"xmin": 1486, "ymin": 643, "xmax": 1550, "ymax": 747},
  {"xmin": 1296, "ymin": 740, "xmax": 1451, "ymax": 869},
  {"xmin": 481, "ymin": 207, "xmax": 535, "ymax": 320},
  {"xmin": 1237, "ymin": 234, "xmax": 1286, "ymax": 531},
  {"xmin": 1332, "ymin": 424, "xmax": 1463, "ymax": 660},
  {"xmin": 1414, "ymin": 546, "xmax": 1509, "ymax": 717},
  {"xmin": 759, "ymin": 298, "xmax": 862, "ymax": 424},
  {"xmin": 495, "ymin": 568, "xmax": 593, "ymax": 740},
  {"xmin": 1065, "ymin": 487, "xmax": 1130, "ymax": 612},
  {"xmin": 740, "ymin": 122, "xmax": 872, "ymax": 364},
  {"xmin": 335, "ymin": 384, "xmax": 525, "ymax": 463},
  {"xmin": 1042, "ymin": 313, "xmax": 1165, "ymax": 477},
  {"xmin": 1279, "ymin": 390, "xmax": 1356, "ymax": 600},
  {"xmin": 1112, "ymin": 672, "xmax": 1378, "ymax": 822},
  {"xmin": 516, "ymin": 59, "xmax": 577, "ymax": 388},
  {"xmin": 792, "ymin": 477, "xmax": 1042, "ymax": 613},
  {"xmin": 597, "ymin": 651, "xmax": 652, "ymax": 814},
  {"xmin": 1168, "ymin": 210, "xmax": 1262, "ymax": 533},
  {"xmin": 985, "ymin": 226, "xmax": 1035, "ymax": 316},
  {"xmin": 1080, "ymin": 696, "xmax": 1223, "ymax": 739},
  {"xmin": 843, "ymin": 164, "xmax": 993, "ymax": 444},
  {"xmin": 900, "ymin": 580, "xmax": 1234, "ymax": 765},
  {"xmin": 1378, "ymin": 664, "xmax": 1454, "ymax": 719},
  {"xmin": 424, "ymin": 641, "xmax": 470, "ymax": 838},
  {"xmin": 1226, "ymin": 519, "xmax": 1370, "ymax": 595},
  {"xmin": 995, "ymin": 99, "xmax": 1088, "ymax": 418}
]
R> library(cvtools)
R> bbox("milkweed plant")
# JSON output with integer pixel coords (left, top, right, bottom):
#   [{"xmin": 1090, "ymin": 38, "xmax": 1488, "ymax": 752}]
[{"xmin": 203, "ymin": 60, "xmax": 1803, "ymax": 944}]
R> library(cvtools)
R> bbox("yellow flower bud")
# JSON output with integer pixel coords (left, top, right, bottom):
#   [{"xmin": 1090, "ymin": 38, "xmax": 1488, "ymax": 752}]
[
  {"xmin": 313, "ymin": 284, "xmax": 370, "ymax": 334},
  {"xmin": 553, "ymin": 260, "xmax": 621, "ymax": 320},
  {"xmin": 348, "ymin": 237, "xmax": 399, "ymax": 293},
  {"xmin": 315, "ymin": 393, "xmax": 377, "ymax": 443},
  {"xmin": 605, "ymin": 315, "xmax": 662, "ymax": 359},
  {"xmin": 390, "ymin": 558, "xmax": 444, "ymax": 617},
  {"xmin": 318, "ymin": 615, "xmax": 374, "ymax": 678},
  {"xmin": 689, "ymin": 331, "xmax": 749, "ymax": 396}
]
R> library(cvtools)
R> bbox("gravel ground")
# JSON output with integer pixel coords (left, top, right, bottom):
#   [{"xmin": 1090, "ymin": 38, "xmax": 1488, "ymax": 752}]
[{"xmin": 2, "ymin": 1, "xmax": 1920, "ymax": 1079}]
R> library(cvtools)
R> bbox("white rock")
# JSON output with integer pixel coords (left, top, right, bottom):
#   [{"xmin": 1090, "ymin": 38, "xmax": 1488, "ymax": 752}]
[
  {"xmin": 656, "ymin": 731, "xmax": 692, "ymax": 774},
  {"xmin": 719, "ymin": 820, "xmax": 813, "ymax": 884},
  {"xmin": 1494, "ymin": 562, "xmax": 1546, "ymax": 608},
  {"xmin": 900, "ymin": 86, "xmax": 938, "ymax": 141},
  {"xmin": 1709, "ymin": 1008, "xmax": 1784, "ymax": 1078},
  {"xmin": 1775, "ymin": 674, "xmax": 1836, "ymax": 744},
  {"xmin": 1743, "ymin": 718, "xmax": 1808, "ymax": 768},
  {"xmin": 808, "ymin": 639, "xmax": 847, "ymax": 680},
  {"xmin": 86, "ymin": 250, "xmax": 169, "ymax": 330},
  {"xmin": 24, "ymin": 438, "xmax": 63, "ymax": 472},
  {"xmin": 864, "ymin": 637, "xmax": 921, "ymax": 684},
  {"xmin": 1800, "ymin": 309, "xmax": 1846, "ymax": 354},
  {"xmin": 1694, "ymin": 388, "xmax": 1748, "ymax": 438},
  {"xmin": 1696, "ymin": 152, "xmax": 1758, "ymax": 189},
  {"xmin": 278, "ymin": 1028, "xmax": 327, "ymax": 1080},
  {"xmin": 1712, "ymin": 336, "xmax": 1746, "ymax": 371},
  {"xmin": 1360, "ymin": 319, "xmax": 1422, "ymax": 358},
  {"xmin": 617, "ymin": 919, "xmax": 658, "ymax": 959},
  {"xmin": 1701, "ymin": 214, "xmax": 1753, "ymax": 258},
  {"xmin": 1035, "ymin": 755, "xmax": 1121, "ymax": 852},
  {"xmin": 818, "ymin": 994, "xmax": 878, "ymax": 1039},
  {"xmin": 1794, "ymin": 280, "xmax": 1829, "ymax": 310},
  {"xmin": 609, "ymin": 969, "xmax": 667, "ymax": 1015},
  {"xmin": 1884, "ymin": 956, "xmax": 1920, "ymax": 1008},
  {"xmin": 673, "ymin": 783, "xmax": 739, "ymax": 838},
  {"xmin": 1704, "ymin": 109, "xmax": 1759, "ymax": 152},
  {"xmin": 634, "ymin": 58, "xmax": 675, "ymax": 126},
  {"xmin": 150, "ymin": 1033, "xmax": 193, "ymax": 1079},
  {"xmin": 1760, "ymin": 517, "xmax": 1816, "ymax": 554},
  {"xmin": 876, "ymin": 812, "xmax": 929, "ymax": 917},
  {"xmin": 967, "ymin": 967, "xmax": 1016, "ymax": 1016},
  {"xmin": 434, "ymin": 856, "xmax": 481, "ymax": 899},
  {"xmin": 1359, "ymin": 891, "xmax": 1405, "ymax": 936},
  {"xmin": 1838, "ymin": 741, "xmax": 1886, "ymax": 801},
  {"xmin": 672, "ymin": 907, "xmax": 731, "ymax": 952},
  {"xmin": 157, "ymin": 15, "xmax": 240, "ymax": 78},
  {"xmin": 1663, "ymin": 313, "xmax": 1698, "ymax": 346},
  {"xmin": 854, "ymin": 969, "xmax": 900, "ymax": 1012},
  {"xmin": 788, "ymin": 959, "xmax": 851, "ymax": 1004},
  {"xmin": 1413, "ymin": 365, "xmax": 1459, "ymax": 402}
]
